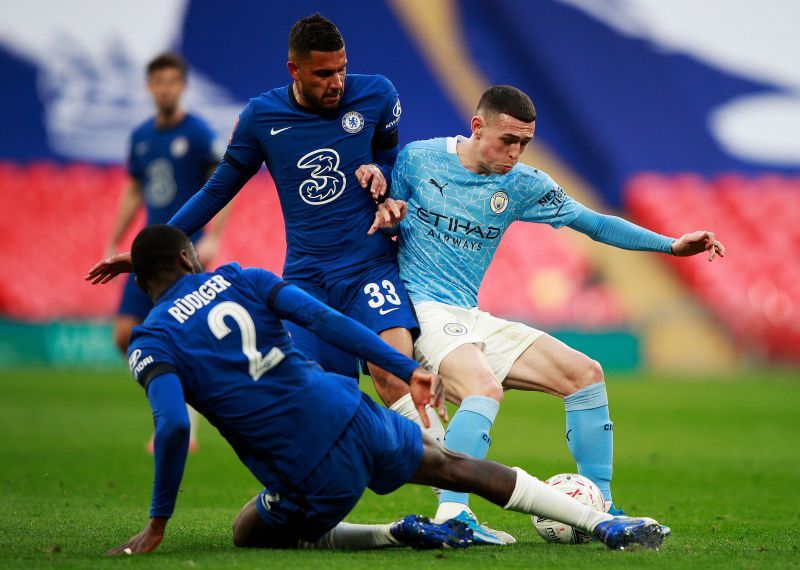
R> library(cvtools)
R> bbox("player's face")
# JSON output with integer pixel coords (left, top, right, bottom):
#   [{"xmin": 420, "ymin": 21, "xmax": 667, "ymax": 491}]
[
  {"xmin": 288, "ymin": 48, "xmax": 347, "ymax": 111},
  {"xmin": 147, "ymin": 67, "xmax": 186, "ymax": 115},
  {"xmin": 474, "ymin": 113, "xmax": 535, "ymax": 174}
]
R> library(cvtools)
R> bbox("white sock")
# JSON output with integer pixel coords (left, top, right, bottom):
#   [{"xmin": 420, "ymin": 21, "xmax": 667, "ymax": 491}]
[
  {"xmin": 299, "ymin": 522, "xmax": 399, "ymax": 550},
  {"xmin": 187, "ymin": 405, "xmax": 200, "ymax": 442},
  {"xmin": 504, "ymin": 467, "xmax": 612, "ymax": 533},
  {"xmin": 435, "ymin": 502, "xmax": 471, "ymax": 523},
  {"xmin": 389, "ymin": 393, "xmax": 445, "ymax": 445}
]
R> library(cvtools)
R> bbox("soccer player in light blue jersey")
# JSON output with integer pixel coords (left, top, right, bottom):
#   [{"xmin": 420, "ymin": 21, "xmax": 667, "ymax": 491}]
[
  {"xmin": 105, "ymin": 225, "xmax": 669, "ymax": 555},
  {"xmin": 372, "ymin": 85, "xmax": 724, "ymax": 543}
]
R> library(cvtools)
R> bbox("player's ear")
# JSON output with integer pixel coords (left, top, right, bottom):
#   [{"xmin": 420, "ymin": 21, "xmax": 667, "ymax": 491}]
[
  {"xmin": 134, "ymin": 274, "xmax": 147, "ymax": 294},
  {"xmin": 287, "ymin": 60, "xmax": 300, "ymax": 81},
  {"xmin": 471, "ymin": 115, "xmax": 483, "ymax": 138},
  {"xmin": 178, "ymin": 248, "xmax": 195, "ymax": 272}
]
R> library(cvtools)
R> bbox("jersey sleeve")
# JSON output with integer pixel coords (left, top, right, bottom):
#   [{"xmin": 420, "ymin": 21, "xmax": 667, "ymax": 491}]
[
  {"xmin": 223, "ymin": 101, "xmax": 264, "ymax": 175},
  {"xmin": 389, "ymin": 147, "xmax": 413, "ymax": 202},
  {"xmin": 517, "ymin": 172, "xmax": 581, "ymax": 228},
  {"xmin": 128, "ymin": 329, "xmax": 177, "ymax": 390},
  {"xmin": 240, "ymin": 267, "xmax": 285, "ymax": 302},
  {"xmin": 375, "ymin": 75, "xmax": 402, "ymax": 142},
  {"xmin": 272, "ymin": 283, "xmax": 420, "ymax": 381}
]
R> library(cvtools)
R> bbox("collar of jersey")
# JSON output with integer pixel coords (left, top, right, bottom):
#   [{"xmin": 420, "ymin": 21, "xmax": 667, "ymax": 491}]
[
  {"xmin": 447, "ymin": 135, "xmax": 499, "ymax": 180},
  {"xmin": 287, "ymin": 83, "xmax": 341, "ymax": 118}
]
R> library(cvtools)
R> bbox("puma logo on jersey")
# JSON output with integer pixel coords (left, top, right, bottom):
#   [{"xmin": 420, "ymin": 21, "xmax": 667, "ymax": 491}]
[
  {"xmin": 270, "ymin": 126, "xmax": 292, "ymax": 135},
  {"xmin": 428, "ymin": 178, "xmax": 448, "ymax": 195}
]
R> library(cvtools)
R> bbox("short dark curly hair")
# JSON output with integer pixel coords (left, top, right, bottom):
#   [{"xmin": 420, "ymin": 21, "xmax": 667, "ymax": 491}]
[
  {"xmin": 131, "ymin": 224, "xmax": 193, "ymax": 288},
  {"xmin": 288, "ymin": 13, "xmax": 344, "ymax": 57}
]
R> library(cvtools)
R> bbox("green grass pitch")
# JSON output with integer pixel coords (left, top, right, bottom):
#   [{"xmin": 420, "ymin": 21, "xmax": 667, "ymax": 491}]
[{"xmin": 1, "ymin": 367, "xmax": 799, "ymax": 568}]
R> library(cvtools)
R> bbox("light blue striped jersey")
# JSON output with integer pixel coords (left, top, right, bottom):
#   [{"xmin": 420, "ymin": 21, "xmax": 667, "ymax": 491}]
[{"xmin": 393, "ymin": 136, "xmax": 580, "ymax": 308}]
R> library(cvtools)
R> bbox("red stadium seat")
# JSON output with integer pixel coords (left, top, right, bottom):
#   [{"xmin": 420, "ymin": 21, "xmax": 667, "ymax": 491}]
[
  {"xmin": 625, "ymin": 173, "xmax": 800, "ymax": 363},
  {"xmin": 0, "ymin": 162, "xmax": 627, "ymax": 331}
]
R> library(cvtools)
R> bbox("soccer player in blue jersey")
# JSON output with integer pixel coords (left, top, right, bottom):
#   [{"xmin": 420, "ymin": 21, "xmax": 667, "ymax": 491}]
[
  {"xmin": 88, "ymin": 15, "xmax": 445, "ymax": 449},
  {"xmin": 371, "ymin": 85, "xmax": 725, "ymax": 542},
  {"xmin": 104, "ymin": 53, "xmax": 231, "ymax": 452},
  {"xmin": 106, "ymin": 225, "xmax": 670, "ymax": 555}
]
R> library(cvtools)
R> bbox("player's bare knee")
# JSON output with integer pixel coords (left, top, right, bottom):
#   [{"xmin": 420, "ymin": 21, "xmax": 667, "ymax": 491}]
[
  {"xmin": 566, "ymin": 358, "xmax": 604, "ymax": 394},
  {"xmin": 453, "ymin": 372, "xmax": 503, "ymax": 403},
  {"xmin": 231, "ymin": 500, "xmax": 260, "ymax": 548}
]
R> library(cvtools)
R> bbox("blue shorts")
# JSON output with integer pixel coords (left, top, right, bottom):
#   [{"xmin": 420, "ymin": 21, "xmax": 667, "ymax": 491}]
[
  {"xmin": 287, "ymin": 261, "xmax": 419, "ymax": 377},
  {"xmin": 254, "ymin": 393, "xmax": 423, "ymax": 545},
  {"xmin": 118, "ymin": 273, "xmax": 153, "ymax": 320}
]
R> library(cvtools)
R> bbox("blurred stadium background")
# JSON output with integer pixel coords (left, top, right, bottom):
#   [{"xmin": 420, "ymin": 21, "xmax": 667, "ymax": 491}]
[{"xmin": 1, "ymin": 0, "xmax": 798, "ymax": 372}]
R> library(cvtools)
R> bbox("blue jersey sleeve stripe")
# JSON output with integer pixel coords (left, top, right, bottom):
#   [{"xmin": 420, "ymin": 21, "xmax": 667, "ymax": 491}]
[
  {"xmin": 266, "ymin": 281, "xmax": 290, "ymax": 313},
  {"xmin": 372, "ymin": 128, "xmax": 399, "ymax": 151},
  {"xmin": 139, "ymin": 363, "xmax": 178, "ymax": 390}
]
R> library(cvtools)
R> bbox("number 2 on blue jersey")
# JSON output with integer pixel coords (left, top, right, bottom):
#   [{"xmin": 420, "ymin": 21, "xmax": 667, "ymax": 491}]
[{"xmin": 207, "ymin": 301, "xmax": 285, "ymax": 380}]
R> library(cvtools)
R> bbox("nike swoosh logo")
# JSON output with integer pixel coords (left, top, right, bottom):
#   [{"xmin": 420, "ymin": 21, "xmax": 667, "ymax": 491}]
[
  {"xmin": 270, "ymin": 126, "xmax": 292, "ymax": 135},
  {"xmin": 379, "ymin": 307, "xmax": 400, "ymax": 315}
]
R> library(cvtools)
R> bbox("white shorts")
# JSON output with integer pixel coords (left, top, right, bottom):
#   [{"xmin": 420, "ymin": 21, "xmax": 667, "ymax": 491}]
[{"xmin": 413, "ymin": 301, "xmax": 544, "ymax": 382}]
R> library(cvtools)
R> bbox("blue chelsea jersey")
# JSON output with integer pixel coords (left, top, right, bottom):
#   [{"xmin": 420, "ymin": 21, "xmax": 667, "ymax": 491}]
[
  {"xmin": 225, "ymin": 74, "xmax": 402, "ymax": 281},
  {"xmin": 394, "ymin": 137, "xmax": 581, "ymax": 308},
  {"xmin": 127, "ymin": 263, "xmax": 362, "ymax": 487},
  {"xmin": 128, "ymin": 113, "xmax": 219, "ymax": 238}
]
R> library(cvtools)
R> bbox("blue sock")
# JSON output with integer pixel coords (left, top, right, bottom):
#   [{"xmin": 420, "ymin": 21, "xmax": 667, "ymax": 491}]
[
  {"xmin": 564, "ymin": 383, "xmax": 614, "ymax": 502},
  {"xmin": 439, "ymin": 395, "xmax": 500, "ymax": 506}
]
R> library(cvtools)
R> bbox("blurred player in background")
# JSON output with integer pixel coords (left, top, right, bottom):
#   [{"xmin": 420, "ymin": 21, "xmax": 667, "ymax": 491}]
[
  {"xmin": 107, "ymin": 224, "xmax": 669, "ymax": 555},
  {"xmin": 372, "ymin": 85, "xmax": 725, "ymax": 541},
  {"xmin": 105, "ymin": 52, "xmax": 232, "ymax": 451},
  {"xmin": 88, "ymin": 15, "xmax": 446, "ymax": 457}
]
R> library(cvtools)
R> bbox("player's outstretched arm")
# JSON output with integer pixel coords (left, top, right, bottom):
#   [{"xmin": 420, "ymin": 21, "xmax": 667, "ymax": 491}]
[
  {"xmin": 85, "ymin": 252, "xmax": 133, "ymax": 284},
  {"xmin": 566, "ymin": 205, "xmax": 725, "ymax": 261},
  {"xmin": 108, "ymin": 373, "xmax": 190, "ymax": 555},
  {"xmin": 670, "ymin": 230, "xmax": 726, "ymax": 261},
  {"xmin": 267, "ymin": 281, "xmax": 437, "ymax": 422}
]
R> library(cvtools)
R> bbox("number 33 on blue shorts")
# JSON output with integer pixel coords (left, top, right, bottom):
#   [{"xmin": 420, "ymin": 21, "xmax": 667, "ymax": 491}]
[{"xmin": 331, "ymin": 262, "xmax": 419, "ymax": 339}]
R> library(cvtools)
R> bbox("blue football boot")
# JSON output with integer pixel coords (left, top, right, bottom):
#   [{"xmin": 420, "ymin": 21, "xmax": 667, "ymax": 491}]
[
  {"xmin": 390, "ymin": 514, "xmax": 473, "ymax": 549},
  {"xmin": 594, "ymin": 516, "xmax": 671, "ymax": 550}
]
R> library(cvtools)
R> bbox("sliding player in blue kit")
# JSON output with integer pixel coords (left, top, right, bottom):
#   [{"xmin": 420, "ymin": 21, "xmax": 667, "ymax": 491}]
[
  {"xmin": 86, "ymin": 13, "xmax": 446, "ymax": 449},
  {"xmin": 371, "ymin": 85, "xmax": 724, "ymax": 542},
  {"xmin": 105, "ymin": 224, "xmax": 670, "ymax": 556}
]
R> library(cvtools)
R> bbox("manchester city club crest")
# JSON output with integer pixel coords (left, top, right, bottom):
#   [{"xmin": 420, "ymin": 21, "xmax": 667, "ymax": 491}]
[
  {"xmin": 490, "ymin": 191, "xmax": 509, "ymax": 214},
  {"xmin": 342, "ymin": 111, "xmax": 365, "ymax": 133},
  {"xmin": 443, "ymin": 322, "xmax": 468, "ymax": 336}
]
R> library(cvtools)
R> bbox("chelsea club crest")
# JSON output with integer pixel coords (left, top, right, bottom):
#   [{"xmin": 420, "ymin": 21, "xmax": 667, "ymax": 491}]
[
  {"xmin": 490, "ymin": 191, "xmax": 509, "ymax": 214},
  {"xmin": 342, "ymin": 111, "xmax": 365, "ymax": 133}
]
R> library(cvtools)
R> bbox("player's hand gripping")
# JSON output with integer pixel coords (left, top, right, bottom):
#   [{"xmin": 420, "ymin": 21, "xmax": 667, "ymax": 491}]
[
  {"xmin": 368, "ymin": 198, "xmax": 407, "ymax": 235},
  {"xmin": 409, "ymin": 367, "xmax": 448, "ymax": 427},
  {"xmin": 670, "ymin": 230, "xmax": 726, "ymax": 261},
  {"xmin": 85, "ymin": 251, "xmax": 134, "ymax": 284},
  {"xmin": 106, "ymin": 517, "xmax": 166, "ymax": 556},
  {"xmin": 356, "ymin": 163, "xmax": 387, "ymax": 200}
]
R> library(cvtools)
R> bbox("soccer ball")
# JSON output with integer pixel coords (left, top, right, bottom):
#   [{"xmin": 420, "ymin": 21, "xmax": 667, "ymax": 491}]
[{"xmin": 532, "ymin": 473, "xmax": 606, "ymax": 544}]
